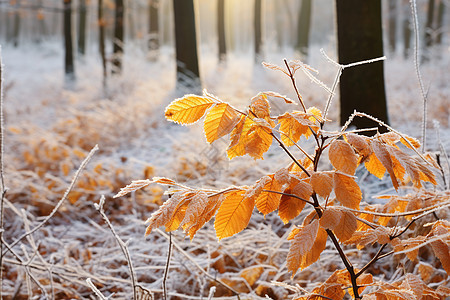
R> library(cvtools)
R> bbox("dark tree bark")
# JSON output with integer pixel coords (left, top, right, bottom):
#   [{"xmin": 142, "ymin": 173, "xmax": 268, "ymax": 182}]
[
  {"xmin": 98, "ymin": 0, "xmax": 107, "ymax": 84},
  {"xmin": 402, "ymin": 0, "xmax": 412, "ymax": 58},
  {"xmin": 254, "ymin": 0, "xmax": 263, "ymax": 63},
  {"xmin": 435, "ymin": 0, "xmax": 445, "ymax": 45},
  {"xmin": 13, "ymin": 0, "xmax": 21, "ymax": 47},
  {"xmin": 112, "ymin": 0, "xmax": 125, "ymax": 74},
  {"xmin": 388, "ymin": 0, "xmax": 397, "ymax": 53},
  {"xmin": 424, "ymin": 0, "xmax": 436, "ymax": 51},
  {"xmin": 148, "ymin": 0, "xmax": 160, "ymax": 58},
  {"xmin": 295, "ymin": 0, "xmax": 312, "ymax": 57},
  {"xmin": 173, "ymin": 0, "xmax": 201, "ymax": 91},
  {"xmin": 217, "ymin": 0, "xmax": 227, "ymax": 62},
  {"xmin": 78, "ymin": 0, "xmax": 87, "ymax": 55},
  {"xmin": 336, "ymin": 0, "xmax": 388, "ymax": 131},
  {"xmin": 64, "ymin": 0, "xmax": 75, "ymax": 80}
]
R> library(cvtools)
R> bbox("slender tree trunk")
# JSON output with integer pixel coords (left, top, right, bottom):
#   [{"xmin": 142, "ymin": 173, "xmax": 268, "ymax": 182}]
[
  {"xmin": 64, "ymin": 0, "xmax": 75, "ymax": 80},
  {"xmin": 336, "ymin": 0, "xmax": 389, "ymax": 131},
  {"xmin": 13, "ymin": 0, "xmax": 21, "ymax": 47},
  {"xmin": 98, "ymin": 0, "xmax": 107, "ymax": 85},
  {"xmin": 435, "ymin": 0, "xmax": 445, "ymax": 45},
  {"xmin": 217, "ymin": 0, "xmax": 227, "ymax": 62},
  {"xmin": 173, "ymin": 0, "xmax": 201, "ymax": 92},
  {"xmin": 78, "ymin": 0, "xmax": 87, "ymax": 55},
  {"xmin": 148, "ymin": 0, "xmax": 160, "ymax": 59},
  {"xmin": 254, "ymin": 0, "xmax": 262, "ymax": 63},
  {"xmin": 402, "ymin": 0, "xmax": 412, "ymax": 58},
  {"xmin": 388, "ymin": 0, "xmax": 397, "ymax": 53},
  {"xmin": 295, "ymin": 0, "xmax": 312, "ymax": 57},
  {"xmin": 423, "ymin": 0, "xmax": 436, "ymax": 62},
  {"xmin": 112, "ymin": 0, "xmax": 125, "ymax": 74}
]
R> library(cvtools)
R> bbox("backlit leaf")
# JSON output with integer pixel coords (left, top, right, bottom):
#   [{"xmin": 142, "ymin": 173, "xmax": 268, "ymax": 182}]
[
  {"xmin": 214, "ymin": 190, "xmax": 255, "ymax": 240},
  {"xmin": 114, "ymin": 180, "xmax": 152, "ymax": 198},
  {"xmin": 278, "ymin": 111, "xmax": 317, "ymax": 146},
  {"xmin": 346, "ymin": 133, "xmax": 372, "ymax": 162},
  {"xmin": 329, "ymin": 140, "xmax": 358, "ymax": 175},
  {"xmin": 204, "ymin": 103, "xmax": 240, "ymax": 143},
  {"xmin": 333, "ymin": 172, "xmax": 362, "ymax": 209},
  {"xmin": 255, "ymin": 168, "xmax": 289, "ymax": 216},
  {"xmin": 227, "ymin": 116, "xmax": 254, "ymax": 159},
  {"xmin": 243, "ymin": 123, "xmax": 273, "ymax": 159},
  {"xmin": 287, "ymin": 220, "xmax": 326, "ymax": 275},
  {"xmin": 364, "ymin": 152, "xmax": 386, "ymax": 179},
  {"xmin": 372, "ymin": 139, "xmax": 399, "ymax": 190},
  {"xmin": 310, "ymin": 171, "xmax": 334, "ymax": 198},
  {"xmin": 165, "ymin": 95, "xmax": 215, "ymax": 124}
]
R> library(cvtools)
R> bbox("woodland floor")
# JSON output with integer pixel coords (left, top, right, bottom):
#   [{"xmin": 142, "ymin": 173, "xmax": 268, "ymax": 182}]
[{"xmin": 1, "ymin": 43, "xmax": 449, "ymax": 299}]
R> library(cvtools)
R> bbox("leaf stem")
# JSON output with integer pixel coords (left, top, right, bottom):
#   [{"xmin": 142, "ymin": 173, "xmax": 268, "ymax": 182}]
[
  {"xmin": 271, "ymin": 133, "xmax": 310, "ymax": 177},
  {"xmin": 283, "ymin": 59, "xmax": 307, "ymax": 112},
  {"xmin": 263, "ymin": 190, "xmax": 315, "ymax": 206}
]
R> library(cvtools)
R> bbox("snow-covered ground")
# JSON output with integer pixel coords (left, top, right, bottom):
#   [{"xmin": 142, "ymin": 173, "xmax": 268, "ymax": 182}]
[{"xmin": 0, "ymin": 40, "xmax": 449, "ymax": 298}]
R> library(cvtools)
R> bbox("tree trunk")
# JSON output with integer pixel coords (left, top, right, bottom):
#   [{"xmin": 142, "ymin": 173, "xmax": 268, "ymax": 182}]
[
  {"xmin": 173, "ymin": 0, "xmax": 201, "ymax": 92},
  {"xmin": 13, "ymin": 0, "xmax": 21, "ymax": 47},
  {"xmin": 254, "ymin": 0, "xmax": 263, "ymax": 63},
  {"xmin": 435, "ymin": 0, "xmax": 445, "ymax": 45},
  {"xmin": 217, "ymin": 0, "xmax": 227, "ymax": 62},
  {"xmin": 402, "ymin": 0, "xmax": 412, "ymax": 58},
  {"xmin": 295, "ymin": 0, "xmax": 312, "ymax": 57},
  {"xmin": 148, "ymin": 0, "xmax": 160, "ymax": 59},
  {"xmin": 388, "ymin": 0, "xmax": 397, "ymax": 53},
  {"xmin": 112, "ymin": 0, "xmax": 125, "ymax": 74},
  {"xmin": 336, "ymin": 0, "xmax": 388, "ymax": 131},
  {"xmin": 98, "ymin": 0, "xmax": 107, "ymax": 85},
  {"xmin": 423, "ymin": 0, "xmax": 435, "ymax": 62},
  {"xmin": 64, "ymin": 0, "xmax": 75, "ymax": 80},
  {"xmin": 78, "ymin": 0, "xmax": 87, "ymax": 55}
]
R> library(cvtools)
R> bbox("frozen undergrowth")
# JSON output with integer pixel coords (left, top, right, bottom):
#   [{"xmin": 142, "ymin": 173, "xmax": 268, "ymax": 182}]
[{"xmin": 1, "ymin": 42, "xmax": 449, "ymax": 298}]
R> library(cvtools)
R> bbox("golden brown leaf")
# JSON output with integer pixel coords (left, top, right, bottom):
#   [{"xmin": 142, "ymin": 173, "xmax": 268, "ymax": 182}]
[
  {"xmin": 345, "ymin": 226, "xmax": 391, "ymax": 250},
  {"xmin": 334, "ymin": 210, "xmax": 357, "ymax": 242},
  {"xmin": 429, "ymin": 220, "xmax": 450, "ymax": 275},
  {"xmin": 227, "ymin": 116, "xmax": 254, "ymax": 159},
  {"xmin": 364, "ymin": 152, "xmax": 387, "ymax": 179},
  {"xmin": 145, "ymin": 191, "xmax": 192, "ymax": 235},
  {"xmin": 255, "ymin": 169, "xmax": 289, "ymax": 216},
  {"xmin": 333, "ymin": 172, "xmax": 362, "ymax": 209},
  {"xmin": 114, "ymin": 179, "xmax": 152, "ymax": 198},
  {"xmin": 214, "ymin": 190, "xmax": 254, "ymax": 240},
  {"xmin": 243, "ymin": 123, "xmax": 273, "ymax": 159},
  {"xmin": 329, "ymin": 140, "xmax": 358, "ymax": 175},
  {"xmin": 346, "ymin": 133, "xmax": 372, "ymax": 162},
  {"xmin": 287, "ymin": 220, "xmax": 326, "ymax": 275},
  {"xmin": 310, "ymin": 171, "xmax": 334, "ymax": 199},
  {"xmin": 392, "ymin": 235, "xmax": 426, "ymax": 261},
  {"xmin": 165, "ymin": 95, "xmax": 215, "ymax": 124},
  {"xmin": 371, "ymin": 139, "xmax": 399, "ymax": 190},
  {"xmin": 204, "ymin": 103, "xmax": 240, "ymax": 143},
  {"xmin": 278, "ymin": 111, "xmax": 317, "ymax": 146},
  {"xmin": 240, "ymin": 266, "xmax": 264, "ymax": 286},
  {"xmin": 249, "ymin": 93, "xmax": 271, "ymax": 120}
]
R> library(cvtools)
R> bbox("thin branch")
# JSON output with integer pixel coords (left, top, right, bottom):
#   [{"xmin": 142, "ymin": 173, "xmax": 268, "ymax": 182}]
[
  {"xmin": 271, "ymin": 133, "xmax": 310, "ymax": 177},
  {"xmin": 3, "ymin": 144, "xmax": 99, "ymax": 256},
  {"xmin": 275, "ymin": 129, "xmax": 315, "ymax": 162},
  {"xmin": 283, "ymin": 59, "xmax": 307, "ymax": 112},
  {"xmin": 162, "ymin": 232, "xmax": 172, "ymax": 300},
  {"xmin": 356, "ymin": 243, "xmax": 387, "ymax": 277},
  {"xmin": 263, "ymin": 190, "xmax": 315, "ymax": 205},
  {"xmin": 344, "ymin": 111, "xmax": 432, "ymax": 165},
  {"xmin": 86, "ymin": 278, "xmax": 108, "ymax": 300},
  {"xmin": 154, "ymin": 229, "xmax": 241, "ymax": 299},
  {"xmin": 0, "ymin": 46, "xmax": 5, "ymax": 299},
  {"xmin": 95, "ymin": 195, "xmax": 137, "ymax": 300},
  {"xmin": 345, "ymin": 200, "xmax": 450, "ymax": 218},
  {"xmin": 410, "ymin": 0, "xmax": 428, "ymax": 152}
]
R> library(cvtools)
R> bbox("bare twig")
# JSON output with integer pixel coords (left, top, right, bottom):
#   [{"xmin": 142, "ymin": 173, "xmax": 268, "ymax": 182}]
[
  {"xmin": 86, "ymin": 278, "xmax": 108, "ymax": 300},
  {"xmin": 283, "ymin": 59, "xmax": 307, "ymax": 112},
  {"xmin": 95, "ymin": 195, "xmax": 138, "ymax": 300},
  {"xmin": 162, "ymin": 232, "xmax": 172, "ymax": 300},
  {"xmin": 410, "ymin": 0, "xmax": 428, "ymax": 152},
  {"xmin": 3, "ymin": 144, "xmax": 99, "ymax": 256},
  {"xmin": 155, "ymin": 229, "xmax": 241, "ymax": 299},
  {"xmin": 0, "ymin": 45, "xmax": 6, "ymax": 299}
]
